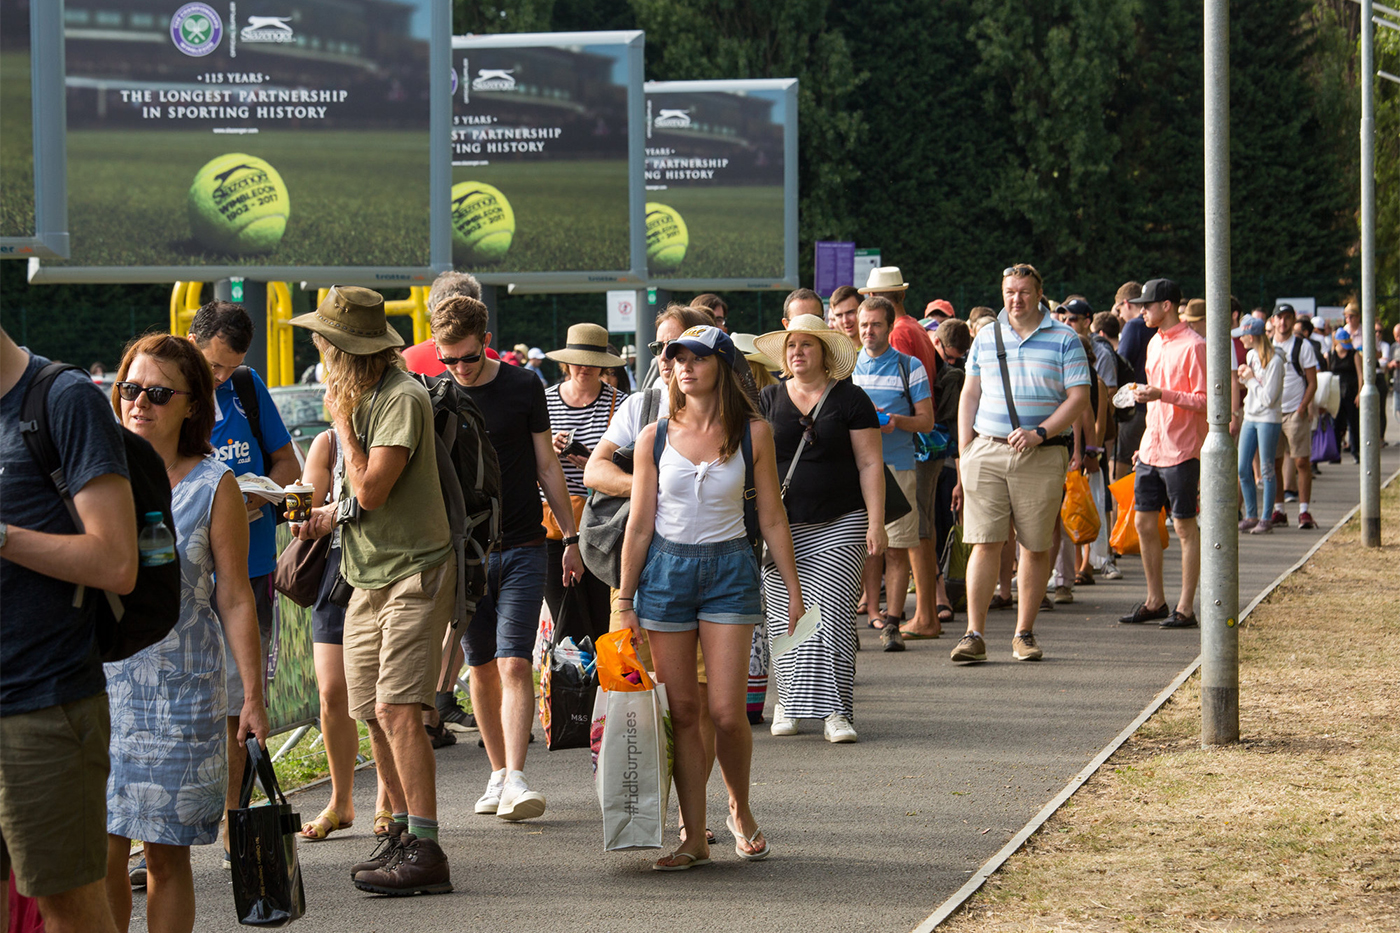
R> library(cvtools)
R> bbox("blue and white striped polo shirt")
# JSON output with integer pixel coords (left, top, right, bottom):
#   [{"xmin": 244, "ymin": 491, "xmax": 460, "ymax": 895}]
[{"xmin": 966, "ymin": 309, "xmax": 1092, "ymax": 438}]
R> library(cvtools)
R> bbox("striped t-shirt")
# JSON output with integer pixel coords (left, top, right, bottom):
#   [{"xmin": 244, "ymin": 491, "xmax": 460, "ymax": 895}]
[
  {"xmin": 544, "ymin": 383, "xmax": 626, "ymax": 496},
  {"xmin": 965, "ymin": 310, "xmax": 1092, "ymax": 439}
]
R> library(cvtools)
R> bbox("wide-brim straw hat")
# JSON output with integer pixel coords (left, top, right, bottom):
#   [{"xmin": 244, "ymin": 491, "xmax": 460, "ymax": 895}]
[
  {"xmin": 730, "ymin": 332, "xmax": 780, "ymax": 371},
  {"xmin": 289, "ymin": 285, "xmax": 403, "ymax": 355},
  {"xmin": 858, "ymin": 265, "xmax": 909, "ymax": 294},
  {"xmin": 753, "ymin": 314, "xmax": 858, "ymax": 381},
  {"xmin": 546, "ymin": 322, "xmax": 627, "ymax": 368}
]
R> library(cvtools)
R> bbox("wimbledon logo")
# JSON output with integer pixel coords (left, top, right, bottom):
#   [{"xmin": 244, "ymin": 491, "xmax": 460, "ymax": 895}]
[
  {"xmin": 170, "ymin": 2, "xmax": 222, "ymax": 57},
  {"xmin": 654, "ymin": 109, "xmax": 692, "ymax": 129},
  {"xmin": 472, "ymin": 69, "xmax": 517, "ymax": 92}
]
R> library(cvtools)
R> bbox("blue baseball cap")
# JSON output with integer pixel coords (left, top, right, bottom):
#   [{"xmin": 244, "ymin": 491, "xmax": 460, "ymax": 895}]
[
  {"xmin": 1230, "ymin": 317, "xmax": 1267, "ymax": 338},
  {"xmin": 663, "ymin": 325, "xmax": 740, "ymax": 369}
]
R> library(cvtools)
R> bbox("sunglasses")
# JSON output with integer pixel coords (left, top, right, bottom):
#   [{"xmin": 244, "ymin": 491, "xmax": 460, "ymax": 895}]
[
  {"xmin": 436, "ymin": 351, "xmax": 483, "ymax": 366},
  {"xmin": 1002, "ymin": 265, "xmax": 1043, "ymax": 284},
  {"xmin": 115, "ymin": 382, "xmax": 193, "ymax": 406},
  {"xmin": 647, "ymin": 339, "xmax": 670, "ymax": 356},
  {"xmin": 798, "ymin": 413, "xmax": 818, "ymax": 446}
]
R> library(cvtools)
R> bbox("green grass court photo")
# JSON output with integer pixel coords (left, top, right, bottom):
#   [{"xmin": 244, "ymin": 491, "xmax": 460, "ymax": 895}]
[
  {"xmin": 0, "ymin": 51, "xmax": 35, "ymax": 238},
  {"xmin": 58, "ymin": 129, "xmax": 431, "ymax": 268},
  {"xmin": 649, "ymin": 185, "xmax": 785, "ymax": 281}
]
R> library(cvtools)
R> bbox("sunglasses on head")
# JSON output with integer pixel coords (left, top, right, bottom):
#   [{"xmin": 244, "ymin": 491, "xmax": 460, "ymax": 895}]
[
  {"xmin": 436, "ymin": 351, "xmax": 483, "ymax": 366},
  {"xmin": 1002, "ymin": 265, "xmax": 1043, "ymax": 284},
  {"xmin": 115, "ymin": 382, "xmax": 193, "ymax": 406}
]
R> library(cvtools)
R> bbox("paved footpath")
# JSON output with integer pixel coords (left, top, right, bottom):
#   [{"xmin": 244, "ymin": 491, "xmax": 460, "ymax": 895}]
[{"xmin": 178, "ymin": 436, "xmax": 1398, "ymax": 933}]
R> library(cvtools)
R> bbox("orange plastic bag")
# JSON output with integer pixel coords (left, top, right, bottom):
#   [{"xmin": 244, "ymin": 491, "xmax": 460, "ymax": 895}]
[
  {"xmin": 1108, "ymin": 472, "xmax": 1168, "ymax": 556},
  {"xmin": 595, "ymin": 630, "xmax": 654, "ymax": 692},
  {"xmin": 1061, "ymin": 469, "xmax": 1100, "ymax": 545}
]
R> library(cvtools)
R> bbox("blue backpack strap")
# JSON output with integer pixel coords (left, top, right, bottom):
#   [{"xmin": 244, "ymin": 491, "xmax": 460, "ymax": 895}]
[{"xmin": 652, "ymin": 417, "xmax": 669, "ymax": 469}]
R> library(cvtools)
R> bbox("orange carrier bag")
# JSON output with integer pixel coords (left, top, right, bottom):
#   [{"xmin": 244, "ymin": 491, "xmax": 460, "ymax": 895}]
[
  {"xmin": 1108, "ymin": 472, "xmax": 1168, "ymax": 555},
  {"xmin": 1061, "ymin": 469, "xmax": 1100, "ymax": 545}
]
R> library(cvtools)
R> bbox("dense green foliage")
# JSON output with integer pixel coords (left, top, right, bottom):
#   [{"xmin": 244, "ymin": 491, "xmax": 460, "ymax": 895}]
[{"xmin": 2, "ymin": 0, "xmax": 1394, "ymax": 369}]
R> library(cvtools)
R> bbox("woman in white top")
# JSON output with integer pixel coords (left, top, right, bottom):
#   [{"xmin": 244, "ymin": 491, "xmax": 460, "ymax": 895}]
[
  {"xmin": 617, "ymin": 326, "xmax": 803, "ymax": 871},
  {"xmin": 1233, "ymin": 316, "xmax": 1285, "ymax": 533}
]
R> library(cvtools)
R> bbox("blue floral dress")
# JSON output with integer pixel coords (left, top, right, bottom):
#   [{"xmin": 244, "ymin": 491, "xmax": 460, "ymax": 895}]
[{"xmin": 106, "ymin": 456, "xmax": 230, "ymax": 846}]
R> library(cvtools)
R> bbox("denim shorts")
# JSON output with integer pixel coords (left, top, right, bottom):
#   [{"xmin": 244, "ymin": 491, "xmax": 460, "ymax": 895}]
[
  {"xmin": 1135, "ymin": 459, "xmax": 1201, "ymax": 519},
  {"xmin": 462, "ymin": 543, "xmax": 547, "ymax": 667},
  {"xmin": 635, "ymin": 535, "xmax": 763, "ymax": 633}
]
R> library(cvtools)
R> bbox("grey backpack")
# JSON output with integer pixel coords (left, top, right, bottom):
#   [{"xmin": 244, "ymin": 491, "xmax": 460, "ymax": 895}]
[{"xmin": 578, "ymin": 389, "xmax": 663, "ymax": 588}]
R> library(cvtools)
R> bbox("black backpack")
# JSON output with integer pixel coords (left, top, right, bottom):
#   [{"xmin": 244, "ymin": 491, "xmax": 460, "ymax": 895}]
[
  {"xmin": 408, "ymin": 372, "xmax": 502, "ymax": 625},
  {"xmin": 19, "ymin": 363, "xmax": 181, "ymax": 662},
  {"xmin": 1095, "ymin": 336, "xmax": 1136, "ymax": 422}
]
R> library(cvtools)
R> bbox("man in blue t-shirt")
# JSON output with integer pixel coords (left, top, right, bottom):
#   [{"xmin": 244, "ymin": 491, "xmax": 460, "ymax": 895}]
[
  {"xmin": 1, "ymin": 327, "xmax": 137, "ymax": 931},
  {"xmin": 188, "ymin": 301, "xmax": 298, "ymax": 847},
  {"xmin": 851, "ymin": 295, "xmax": 934, "ymax": 651}
]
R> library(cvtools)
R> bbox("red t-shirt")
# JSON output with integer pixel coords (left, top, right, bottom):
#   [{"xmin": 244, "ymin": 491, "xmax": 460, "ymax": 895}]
[
  {"xmin": 889, "ymin": 314, "xmax": 939, "ymax": 409},
  {"xmin": 400, "ymin": 339, "xmax": 497, "ymax": 377}
]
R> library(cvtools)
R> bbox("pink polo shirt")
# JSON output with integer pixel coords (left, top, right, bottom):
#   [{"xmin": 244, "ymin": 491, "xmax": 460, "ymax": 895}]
[{"xmin": 1138, "ymin": 321, "xmax": 1207, "ymax": 468}]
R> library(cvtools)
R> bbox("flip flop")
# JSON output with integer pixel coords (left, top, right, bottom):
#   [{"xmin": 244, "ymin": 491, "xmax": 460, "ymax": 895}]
[
  {"xmin": 726, "ymin": 814, "xmax": 771, "ymax": 861},
  {"xmin": 679, "ymin": 824, "xmax": 717, "ymax": 846},
  {"xmin": 652, "ymin": 851, "xmax": 712, "ymax": 872},
  {"xmin": 301, "ymin": 807, "xmax": 353, "ymax": 841},
  {"xmin": 899, "ymin": 629, "xmax": 941, "ymax": 640}
]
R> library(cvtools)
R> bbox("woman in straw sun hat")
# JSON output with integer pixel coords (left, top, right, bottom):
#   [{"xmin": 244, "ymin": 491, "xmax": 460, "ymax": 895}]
[
  {"xmin": 752, "ymin": 315, "xmax": 884, "ymax": 743},
  {"xmin": 542, "ymin": 323, "xmax": 628, "ymax": 641}
]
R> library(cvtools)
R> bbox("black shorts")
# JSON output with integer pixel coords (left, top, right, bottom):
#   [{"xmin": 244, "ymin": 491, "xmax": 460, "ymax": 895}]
[
  {"xmin": 1134, "ymin": 459, "xmax": 1200, "ymax": 519},
  {"xmin": 311, "ymin": 543, "xmax": 347, "ymax": 645}
]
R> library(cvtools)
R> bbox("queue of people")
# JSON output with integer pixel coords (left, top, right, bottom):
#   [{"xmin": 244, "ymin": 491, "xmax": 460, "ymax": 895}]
[{"xmin": 1, "ymin": 260, "xmax": 1386, "ymax": 930}]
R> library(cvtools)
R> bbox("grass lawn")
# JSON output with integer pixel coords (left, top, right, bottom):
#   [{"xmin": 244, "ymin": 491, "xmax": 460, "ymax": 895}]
[
  {"xmin": 1, "ymin": 50, "xmax": 35, "ymax": 238},
  {"xmin": 943, "ymin": 480, "xmax": 1400, "ymax": 933},
  {"xmin": 648, "ymin": 185, "xmax": 785, "ymax": 281}
]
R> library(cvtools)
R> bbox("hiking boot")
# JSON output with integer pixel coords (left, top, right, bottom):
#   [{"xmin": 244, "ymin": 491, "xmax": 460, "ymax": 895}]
[
  {"xmin": 1119, "ymin": 602, "xmax": 1170, "ymax": 624},
  {"xmin": 1052, "ymin": 585, "xmax": 1074, "ymax": 604},
  {"xmin": 770, "ymin": 703, "xmax": 799, "ymax": 736},
  {"xmin": 1101, "ymin": 561, "xmax": 1123, "ymax": 581},
  {"xmin": 475, "ymin": 770, "xmax": 506, "ymax": 815},
  {"xmin": 1011, "ymin": 631, "xmax": 1043, "ymax": 661},
  {"xmin": 1159, "ymin": 610, "xmax": 1199, "ymax": 629},
  {"xmin": 436, "ymin": 692, "xmax": 476, "ymax": 733},
  {"xmin": 425, "ymin": 719, "xmax": 456, "ymax": 748},
  {"xmin": 1298, "ymin": 511, "xmax": 1317, "ymax": 530},
  {"xmin": 1249, "ymin": 519, "xmax": 1273, "ymax": 534},
  {"xmin": 1238, "ymin": 517, "xmax": 1259, "ymax": 531},
  {"xmin": 950, "ymin": 633, "xmax": 987, "ymax": 663},
  {"xmin": 1269, "ymin": 509, "xmax": 1289, "ymax": 527},
  {"xmin": 352, "ymin": 834, "xmax": 452, "ymax": 896},
  {"xmin": 823, "ymin": 714, "xmax": 858, "ymax": 743},
  {"xmin": 349, "ymin": 824, "xmax": 407, "ymax": 879},
  {"xmin": 880, "ymin": 621, "xmax": 906, "ymax": 652}
]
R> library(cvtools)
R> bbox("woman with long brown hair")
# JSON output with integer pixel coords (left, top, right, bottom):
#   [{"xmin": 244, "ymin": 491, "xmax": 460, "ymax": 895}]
[
  {"xmin": 102, "ymin": 334, "xmax": 268, "ymax": 933},
  {"xmin": 616, "ymin": 325, "xmax": 804, "ymax": 871}
]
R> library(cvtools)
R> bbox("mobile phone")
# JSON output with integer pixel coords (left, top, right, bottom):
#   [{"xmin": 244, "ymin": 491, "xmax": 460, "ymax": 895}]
[{"xmin": 564, "ymin": 439, "xmax": 591, "ymax": 458}]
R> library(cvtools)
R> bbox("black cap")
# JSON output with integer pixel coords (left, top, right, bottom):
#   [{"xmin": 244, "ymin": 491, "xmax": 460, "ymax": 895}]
[
  {"xmin": 1127, "ymin": 278, "xmax": 1182, "ymax": 305},
  {"xmin": 1061, "ymin": 297, "xmax": 1093, "ymax": 318},
  {"xmin": 1272, "ymin": 302, "xmax": 1296, "ymax": 317}
]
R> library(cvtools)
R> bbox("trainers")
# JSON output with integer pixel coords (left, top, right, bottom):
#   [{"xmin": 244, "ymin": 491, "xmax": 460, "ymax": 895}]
[
  {"xmin": 988, "ymin": 594, "xmax": 1014, "ymax": 611},
  {"xmin": 1052, "ymin": 585, "xmax": 1074, "ymax": 604},
  {"xmin": 880, "ymin": 620, "xmax": 905, "ymax": 652},
  {"xmin": 1101, "ymin": 561, "xmax": 1123, "ymax": 581},
  {"xmin": 950, "ymin": 633, "xmax": 987, "ymax": 663},
  {"xmin": 425, "ymin": 719, "xmax": 456, "ymax": 748},
  {"xmin": 1238, "ymin": 517, "xmax": 1259, "ymax": 531},
  {"xmin": 1160, "ymin": 610, "xmax": 1199, "ymax": 629},
  {"xmin": 497, "ymin": 774, "xmax": 546, "ymax": 822},
  {"xmin": 1011, "ymin": 631, "xmax": 1043, "ymax": 661},
  {"xmin": 1039, "ymin": 595, "xmax": 1055, "ymax": 611},
  {"xmin": 129, "ymin": 856, "xmax": 147, "ymax": 890},
  {"xmin": 353, "ymin": 834, "xmax": 453, "ymax": 896},
  {"xmin": 1270, "ymin": 509, "xmax": 1289, "ymax": 527},
  {"xmin": 1119, "ymin": 602, "xmax": 1170, "ymax": 624},
  {"xmin": 436, "ymin": 692, "xmax": 477, "ymax": 733},
  {"xmin": 349, "ymin": 823, "xmax": 407, "ymax": 879},
  {"xmin": 474, "ymin": 769, "xmax": 506, "ymax": 815},
  {"xmin": 1249, "ymin": 519, "xmax": 1273, "ymax": 534},
  {"xmin": 823, "ymin": 714, "xmax": 858, "ymax": 743},
  {"xmin": 770, "ymin": 703, "xmax": 799, "ymax": 736},
  {"xmin": 1298, "ymin": 511, "xmax": 1317, "ymax": 530},
  {"xmin": 1283, "ymin": 489, "xmax": 1299, "ymax": 502}
]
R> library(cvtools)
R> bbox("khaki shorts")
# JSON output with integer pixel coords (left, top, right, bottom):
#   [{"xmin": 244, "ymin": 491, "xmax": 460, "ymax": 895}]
[
  {"xmin": 960, "ymin": 436, "xmax": 1069, "ymax": 553},
  {"xmin": 0, "ymin": 691, "xmax": 110, "ymax": 897},
  {"xmin": 884, "ymin": 467, "xmax": 920, "ymax": 549},
  {"xmin": 344, "ymin": 558, "xmax": 456, "ymax": 721},
  {"xmin": 916, "ymin": 457, "xmax": 945, "ymax": 540},
  {"xmin": 610, "ymin": 589, "xmax": 706, "ymax": 683},
  {"xmin": 1278, "ymin": 409, "xmax": 1310, "ymax": 459}
]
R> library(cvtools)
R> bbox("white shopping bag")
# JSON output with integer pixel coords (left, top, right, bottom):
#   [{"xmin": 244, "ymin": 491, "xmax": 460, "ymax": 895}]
[{"xmin": 593, "ymin": 683, "xmax": 672, "ymax": 850}]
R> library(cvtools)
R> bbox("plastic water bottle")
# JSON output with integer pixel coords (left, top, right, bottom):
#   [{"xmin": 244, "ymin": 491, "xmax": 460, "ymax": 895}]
[{"xmin": 138, "ymin": 511, "xmax": 175, "ymax": 567}]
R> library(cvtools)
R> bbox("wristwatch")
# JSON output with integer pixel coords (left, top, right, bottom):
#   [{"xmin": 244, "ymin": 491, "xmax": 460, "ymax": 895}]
[
  {"xmin": 1033, "ymin": 426, "xmax": 1048, "ymax": 441},
  {"xmin": 561, "ymin": 534, "xmax": 580, "ymax": 547}
]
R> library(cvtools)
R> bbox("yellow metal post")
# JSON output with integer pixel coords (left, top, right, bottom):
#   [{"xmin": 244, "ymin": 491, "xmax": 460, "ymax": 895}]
[{"xmin": 169, "ymin": 282, "xmax": 204, "ymax": 336}]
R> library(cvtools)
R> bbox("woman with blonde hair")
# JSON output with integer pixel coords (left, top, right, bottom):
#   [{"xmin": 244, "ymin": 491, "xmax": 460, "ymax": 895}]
[{"xmin": 1233, "ymin": 316, "xmax": 1284, "ymax": 533}]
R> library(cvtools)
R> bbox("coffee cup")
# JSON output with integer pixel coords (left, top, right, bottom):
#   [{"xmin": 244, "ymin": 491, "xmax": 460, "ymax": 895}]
[{"xmin": 284, "ymin": 482, "xmax": 314, "ymax": 524}]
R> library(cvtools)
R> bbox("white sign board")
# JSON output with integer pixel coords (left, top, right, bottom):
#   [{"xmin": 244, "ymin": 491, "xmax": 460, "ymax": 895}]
[
  {"xmin": 607, "ymin": 289, "xmax": 637, "ymax": 333},
  {"xmin": 854, "ymin": 248, "xmax": 881, "ymax": 290},
  {"xmin": 1276, "ymin": 297, "xmax": 1316, "ymax": 317}
]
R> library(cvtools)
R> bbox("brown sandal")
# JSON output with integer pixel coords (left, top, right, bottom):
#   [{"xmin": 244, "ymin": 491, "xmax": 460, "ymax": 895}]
[{"xmin": 300, "ymin": 807, "xmax": 353, "ymax": 841}]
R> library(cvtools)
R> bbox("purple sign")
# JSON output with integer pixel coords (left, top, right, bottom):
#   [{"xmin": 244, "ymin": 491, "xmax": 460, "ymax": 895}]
[{"xmin": 814, "ymin": 240, "xmax": 854, "ymax": 299}]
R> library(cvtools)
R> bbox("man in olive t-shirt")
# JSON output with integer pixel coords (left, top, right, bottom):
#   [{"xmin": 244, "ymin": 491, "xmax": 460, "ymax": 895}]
[{"xmin": 291, "ymin": 287, "xmax": 456, "ymax": 896}]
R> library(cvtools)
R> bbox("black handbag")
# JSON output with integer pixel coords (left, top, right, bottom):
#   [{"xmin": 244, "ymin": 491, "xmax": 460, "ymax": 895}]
[
  {"xmin": 883, "ymin": 464, "xmax": 913, "ymax": 524},
  {"xmin": 229, "ymin": 738, "xmax": 306, "ymax": 927},
  {"xmin": 537, "ymin": 588, "xmax": 598, "ymax": 751}
]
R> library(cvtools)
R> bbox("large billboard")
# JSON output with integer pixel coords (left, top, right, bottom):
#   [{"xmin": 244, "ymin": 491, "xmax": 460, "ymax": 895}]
[
  {"xmin": 643, "ymin": 78, "xmax": 797, "ymax": 290},
  {"xmin": 451, "ymin": 31, "xmax": 645, "ymax": 288},
  {"xmin": 31, "ymin": 0, "xmax": 450, "ymax": 284},
  {"xmin": 0, "ymin": 0, "xmax": 68, "ymax": 259}
]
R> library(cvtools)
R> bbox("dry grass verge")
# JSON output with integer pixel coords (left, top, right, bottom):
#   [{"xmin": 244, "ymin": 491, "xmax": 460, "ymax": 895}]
[{"xmin": 941, "ymin": 481, "xmax": 1400, "ymax": 933}]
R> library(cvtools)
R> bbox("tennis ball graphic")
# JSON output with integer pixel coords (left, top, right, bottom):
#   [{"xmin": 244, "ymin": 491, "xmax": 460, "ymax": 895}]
[
  {"xmin": 187, "ymin": 153, "xmax": 289, "ymax": 255},
  {"xmin": 452, "ymin": 181, "xmax": 515, "ymax": 264},
  {"xmin": 646, "ymin": 202, "xmax": 688, "ymax": 272}
]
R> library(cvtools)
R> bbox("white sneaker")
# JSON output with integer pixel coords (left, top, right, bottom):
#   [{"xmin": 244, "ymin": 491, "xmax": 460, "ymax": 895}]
[
  {"xmin": 770, "ymin": 703, "xmax": 799, "ymax": 736},
  {"xmin": 1101, "ymin": 561, "xmax": 1123, "ymax": 581},
  {"xmin": 474, "ymin": 769, "xmax": 506, "ymax": 815},
  {"xmin": 823, "ymin": 714, "xmax": 858, "ymax": 743},
  {"xmin": 496, "ymin": 772, "xmax": 546, "ymax": 822}
]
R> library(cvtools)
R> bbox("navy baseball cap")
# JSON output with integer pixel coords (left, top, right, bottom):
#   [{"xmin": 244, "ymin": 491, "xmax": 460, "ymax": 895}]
[
  {"xmin": 663, "ymin": 325, "xmax": 740, "ymax": 369},
  {"xmin": 1060, "ymin": 297, "xmax": 1093, "ymax": 319}
]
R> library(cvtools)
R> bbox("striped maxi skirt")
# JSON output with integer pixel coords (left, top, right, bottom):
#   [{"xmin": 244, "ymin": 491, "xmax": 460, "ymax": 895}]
[{"xmin": 761, "ymin": 509, "xmax": 867, "ymax": 721}]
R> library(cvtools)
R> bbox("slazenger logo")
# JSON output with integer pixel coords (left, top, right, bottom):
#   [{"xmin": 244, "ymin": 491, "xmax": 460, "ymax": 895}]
[
  {"xmin": 213, "ymin": 440, "xmax": 253, "ymax": 464},
  {"xmin": 211, "ymin": 163, "xmax": 270, "ymax": 200},
  {"xmin": 472, "ymin": 69, "xmax": 517, "ymax": 92},
  {"xmin": 654, "ymin": 109, "xmax": 692, "ymax": 129},
  {"xmin": 241, "ymin": 15, "xmax": 295, "ymax": 43},
  {"xmin": 170, "ymin": 3, "xmax": 223, "ymax": 57}
]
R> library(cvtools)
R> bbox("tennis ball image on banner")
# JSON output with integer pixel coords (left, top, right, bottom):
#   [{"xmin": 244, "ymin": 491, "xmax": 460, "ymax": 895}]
[
  {"xmin": 646, "ymin": 202, "xmax": 689, "ymax": 272},
  {"xmin": 452, "ymin": 181, "xmax": 515, "ymax": 264},
  {"xmin": 187, "ymin": 154, "xmax": 290, "ymax": 255}
]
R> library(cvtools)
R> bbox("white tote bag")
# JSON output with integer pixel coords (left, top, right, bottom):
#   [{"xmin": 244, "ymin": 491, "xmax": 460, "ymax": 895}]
[{"xmin": 593, "ymin": 683, "xmax": 672, "ymax": 850}]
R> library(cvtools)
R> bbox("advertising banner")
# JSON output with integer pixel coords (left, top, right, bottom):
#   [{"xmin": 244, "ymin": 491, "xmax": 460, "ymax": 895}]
[
  {"xmin": 0, "ymin": 0, "xmax": 68, "ymax": 259},
  {"xmin": 451, "ymin": 31, "xmax": 645, "ymax": 289},
  {"xmin": 643, "ymin": 78, "xmax": 797, "ymax": 290},
  {"xmin": 32, "ymin": 0, "xmax": 450, "ymax": 284}
]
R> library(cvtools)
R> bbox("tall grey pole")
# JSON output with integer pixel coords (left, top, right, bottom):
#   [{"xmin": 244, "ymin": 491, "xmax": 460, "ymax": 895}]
[
  {"xmin": 1359, "ymin": 0, "xmax": 1382, "ymax": 547},
  {"xmin": 1200, "ymin": 0, "xmax": 1239, "ymax": 746},
  {"xmin": 634, "ymin": 288, "xmax": 654, "ymax": 388}
]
